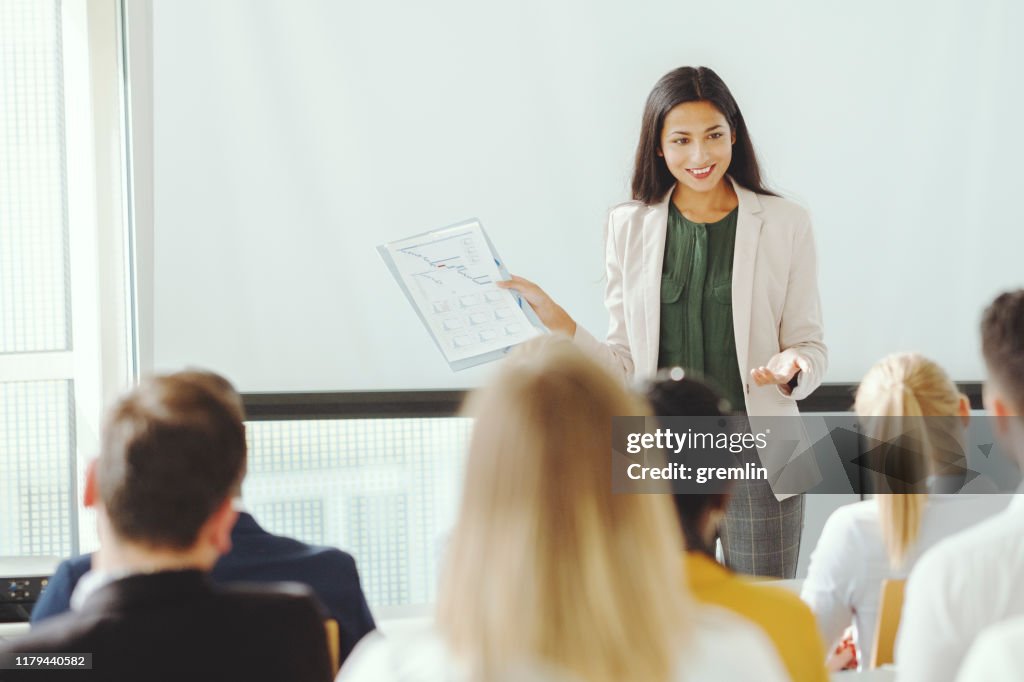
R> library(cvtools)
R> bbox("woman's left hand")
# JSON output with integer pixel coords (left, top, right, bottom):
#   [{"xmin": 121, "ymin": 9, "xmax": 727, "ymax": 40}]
[
  {"xmin": 750, "ymin": 349, "xmax": 809, "ymax": 395},
  {"xmin": 825, "ymin": 629, "xmax": 859, "ymax": 672}
]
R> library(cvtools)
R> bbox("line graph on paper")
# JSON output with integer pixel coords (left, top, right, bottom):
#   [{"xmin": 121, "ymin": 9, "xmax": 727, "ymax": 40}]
[
  {"xmin": 382, "ymin": 221, "xmax": 541, "ymax": 364},
  {"xmin": 396, "ymin": 229, "xmax": 492, "ymax": 297}
]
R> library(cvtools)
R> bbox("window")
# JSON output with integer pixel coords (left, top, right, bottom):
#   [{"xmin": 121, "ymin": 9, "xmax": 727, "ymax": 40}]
[
  {"xmin": 0, "ymin": 0, "xmax": 134, "ymax": 558},
  {"xmin": 8, "ymin": 1, "xmax": 461, "ymax": 619},
  {"xmin": 1, "ymin": 0, "xmax": 75, "ymax": 558},
  {"xmin": 243, "ymin": 417, "xmax": 471, "ymax": 613}
]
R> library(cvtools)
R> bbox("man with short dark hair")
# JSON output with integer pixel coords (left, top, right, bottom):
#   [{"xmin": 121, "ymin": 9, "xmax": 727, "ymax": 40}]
[
  {"xmin": 896, "ymin": 289, "xmax": 1024, "ymax": 682},
  {"xmin": 31, "ymin": 370, "xmax": 376, "ymax": 665},
  {"xmin": 981, "ymin": 290, "xmax": 1024, "ymax": 419},
  {"xmin": 1, "ymin": 374, "xmax": 333, "ymax": 682}
]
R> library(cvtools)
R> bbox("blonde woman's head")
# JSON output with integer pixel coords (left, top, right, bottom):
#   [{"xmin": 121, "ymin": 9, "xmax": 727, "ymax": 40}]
[
  {"xmin": 854, "ymin": 352, "xmax": 969, "ymax": 566},
  {"xmin": 437, "ymin": 337, "xmax": 689, "ymax": 682},
  {"xmin": 855, "ymin": 352, "xmax": 967, "ymax": 421}
]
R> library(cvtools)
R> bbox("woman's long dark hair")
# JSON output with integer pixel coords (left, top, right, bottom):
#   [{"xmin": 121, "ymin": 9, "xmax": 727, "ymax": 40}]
[
  {"xmin": 631, "ymin": 66, "xmax": 776, "ymax": 204},
  {"xmin": 645, "ymin": 372, "xmax": 734, "ymax": 558}
]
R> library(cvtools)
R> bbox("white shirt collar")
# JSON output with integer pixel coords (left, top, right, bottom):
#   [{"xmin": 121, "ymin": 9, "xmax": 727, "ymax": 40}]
[{"xmin": 69, "ymin": 568, "xmax": 132, "ymax": 612}]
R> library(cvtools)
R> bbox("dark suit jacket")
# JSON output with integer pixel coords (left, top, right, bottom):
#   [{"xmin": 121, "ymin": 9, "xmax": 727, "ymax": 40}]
[
  {"xmin": 31, "ymin": 513, "xmax": 376, "ymax": 663},
  {"xmin": 1, "ymin": 570, "xmax": 332, "ymax": 682}
]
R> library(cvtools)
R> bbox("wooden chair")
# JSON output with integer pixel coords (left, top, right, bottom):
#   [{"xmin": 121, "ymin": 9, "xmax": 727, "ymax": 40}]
[
  {"xmin": 870, "ymin": 579, "xmax": 906, "ymax": 668},
  {"xmin": 325, "ymin": 618, "xmax": 340, "ymax": 673}
]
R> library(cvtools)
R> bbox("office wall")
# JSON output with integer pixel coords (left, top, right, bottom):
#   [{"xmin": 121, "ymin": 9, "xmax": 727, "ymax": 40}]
[{"xmin": 144, "ymin": 0, "xmax": 1024, "ymax": 391}]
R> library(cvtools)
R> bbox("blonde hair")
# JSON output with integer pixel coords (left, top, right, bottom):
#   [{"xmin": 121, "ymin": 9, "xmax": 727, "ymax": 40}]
[
  {"xmin": 854, "ymin": 352, "xmax": 965, "ymax": 567},
  {"xmin": 437, "ymin": 337, "xmax": 690, "ymax": 682}
]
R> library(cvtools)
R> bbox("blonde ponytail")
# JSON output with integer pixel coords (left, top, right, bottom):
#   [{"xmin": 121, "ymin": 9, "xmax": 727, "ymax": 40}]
[{"xmin": 855, "ymin": 353, "xmax": 962, "ymax": 568}]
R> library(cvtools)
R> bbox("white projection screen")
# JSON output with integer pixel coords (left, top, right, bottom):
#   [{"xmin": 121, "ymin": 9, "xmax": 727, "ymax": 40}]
[{"xmin": 144, "ymin": 0, "xmax": 1024, "ymax": 392}]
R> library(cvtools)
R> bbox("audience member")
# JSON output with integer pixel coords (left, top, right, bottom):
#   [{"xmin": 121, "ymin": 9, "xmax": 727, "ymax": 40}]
[
  {"xmin": 801, "ymin": 352, "xmax": 1009, "ymax": 668},
  {"xmin": 0, "ymin": 372, "xmax": 333, "ymax": 681},
  {"xmin": 895, "ymin": 290, "xmax": 1024, "ymax": 681},
  {"xmin": 30, "ymin": 370, "xmax": 375, "ymax": 665},
  {"xmin": 646, "ymin": 371, "xmax": 828, "ymax": 682},
  {"xmin": 955, "ymin": 614, "xmax": 1024, "ymax": 681},
  {"xmin": 338, "ymin": 338, "xmax": 787, "ymax": 682}
]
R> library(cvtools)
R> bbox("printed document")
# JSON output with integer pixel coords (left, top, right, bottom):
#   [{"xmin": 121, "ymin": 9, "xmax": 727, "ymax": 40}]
[{"xmin": 378, "ymin": 219, "xmax": 544, "ymax": 370}]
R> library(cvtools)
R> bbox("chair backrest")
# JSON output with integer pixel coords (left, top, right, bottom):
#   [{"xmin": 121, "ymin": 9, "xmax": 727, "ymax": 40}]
[
  {"xmin": 325, "ymin": 618, "xmax": 340, "ymax": 673},
  {"xmin": 870, "ymin": 579, "xmax": 906, "ymax": 668}
]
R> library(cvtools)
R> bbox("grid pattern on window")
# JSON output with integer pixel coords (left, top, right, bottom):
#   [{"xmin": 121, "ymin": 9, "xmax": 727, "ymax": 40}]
[
  {"xmin": 242, "ymin": 417, "xmax": 471, "ymax": 609},
  {"xmin": 251, "ymin": 499, "xmax": 325, "ymax": 546},
  {"xmin": 0, "ymin": 0, "xmax": 71, "ymax": 353},
  {"xmin": 348, "ymin": 493, "xmax": 409, "ymax": 605},
  {"xmin": 0, "ymin": 380, "xmax": 74, "ymax": 557}
]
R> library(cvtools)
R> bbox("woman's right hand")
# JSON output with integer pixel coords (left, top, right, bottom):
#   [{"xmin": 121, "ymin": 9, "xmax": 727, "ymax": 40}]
[{"xmin": 497, "ymin": 275, "xmax": 577, "ymax": 337}]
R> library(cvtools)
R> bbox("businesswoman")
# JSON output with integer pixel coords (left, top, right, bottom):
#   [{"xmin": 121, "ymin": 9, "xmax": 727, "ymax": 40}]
[
  {"xmin": 500, "ymin": 66, "xmax": 827, "ymax": 578},
  {"xmin": 339, "ymin": 338, "xmax": 788, "ymax": 681}
]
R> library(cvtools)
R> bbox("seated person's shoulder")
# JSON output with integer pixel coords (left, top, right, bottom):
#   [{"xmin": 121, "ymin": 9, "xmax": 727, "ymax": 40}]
[
  {"xmin": 920, "ymin": 506, "xmax": 1017, "ymax": 570},
  {"xmin": 907, "ymin": 510, "xmax": 1020, "ymax": 605},
  {"xmin": 308, "ymin": 545, "xmax": 358, "ymax": 571},
  {"xmin": 959, "ymin": 615, "xmax": 1024, "ymax": 681},
  {"xmin": 29, "ymin": 554, "xmax": 94, "ymax": 623},
  {"xmin": 824, "ymin": 499, "xmax": 876, "ymax": 530},
  {"xmin": 692, "ymin": 603, "xmax": 769, "ymax": 639},
  {"xmin": 750, "ymin": 582, "xmax": 822, "ymax": 647},
  {"xmin": 815, "ymin": 500, "xmax": 880, "ymax": 549},
  {"xmin": 683, "ymin": 605, "xmax": 789, "ymax": 681},
  {"xmin": 341, "ymin": 627, "xmax": 452, "ymax": 680},
  {"xmin": 48, "ymin": 554, "xmax": 93, "ymax": 593},
  {"xmin": 707, "ymin": 572, "xmax": 819, "ymax": 637},
  {"xmin": 245, "ymin": 525, "xmax": 358, "ymax": 569},
  {"xmin": 281, "ymin": 541, "xmax": 361, "ymax": 580},
  {"xmin": 57, "ymin": 553, "xmax": 93, "ymax": 577},
  {"xmin": 744, "ymin": 579, "xmax": 816, "ymax": 619}
]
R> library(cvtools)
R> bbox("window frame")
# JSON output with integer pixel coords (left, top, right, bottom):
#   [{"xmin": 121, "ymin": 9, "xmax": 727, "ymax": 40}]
[{"xmin": 0, "ymin": 0, "xmax": 136, "ymax": 557}]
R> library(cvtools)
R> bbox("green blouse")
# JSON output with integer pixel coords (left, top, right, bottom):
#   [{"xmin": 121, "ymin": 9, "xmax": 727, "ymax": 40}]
[{"xmin": 657, "ymin": 203, "xmax": 744, "ymax": 412}]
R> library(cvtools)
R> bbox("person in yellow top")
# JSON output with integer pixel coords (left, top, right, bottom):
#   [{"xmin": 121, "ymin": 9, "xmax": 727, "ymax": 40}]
[{"xmin": 646, "ymin": 371, "xmax": 828, "ymax": 682}]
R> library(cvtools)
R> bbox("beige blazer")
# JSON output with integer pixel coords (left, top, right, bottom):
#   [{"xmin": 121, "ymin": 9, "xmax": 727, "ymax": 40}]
[{"xmin": 574, "ymin": 178, "xmax": 827, "ymax": 487}]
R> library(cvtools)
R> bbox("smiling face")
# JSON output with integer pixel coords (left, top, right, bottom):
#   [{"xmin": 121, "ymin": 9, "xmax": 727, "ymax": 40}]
[{"xmin": 658, "ymin": 100, "xmax": 735, "ymax": 193}]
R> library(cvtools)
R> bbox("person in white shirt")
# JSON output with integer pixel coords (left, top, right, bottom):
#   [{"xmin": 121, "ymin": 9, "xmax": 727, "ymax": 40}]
[
  {"xmin": 895, "ymin": 289, "xmax": 1024, "ymax": 682},
  {"xmin": 338, "ymin": 337, "xmax": 788, "ymax": 682},
  {"xmin": 339, "ymin": 607, "xmax": 783, "ymax": 682},
  {"xmin": 801, "ymin": 352, "xmax": 1010, "ymax": 669},
  {"xmin": 955, "ymin": 614, "xmax": 1024, "ymax": 681}
]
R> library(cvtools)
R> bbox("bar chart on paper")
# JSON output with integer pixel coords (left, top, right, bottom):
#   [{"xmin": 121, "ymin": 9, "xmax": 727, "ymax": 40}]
[{"xmin": 379, "ymin": 220, "xmax": 542, "ymax": 369}]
